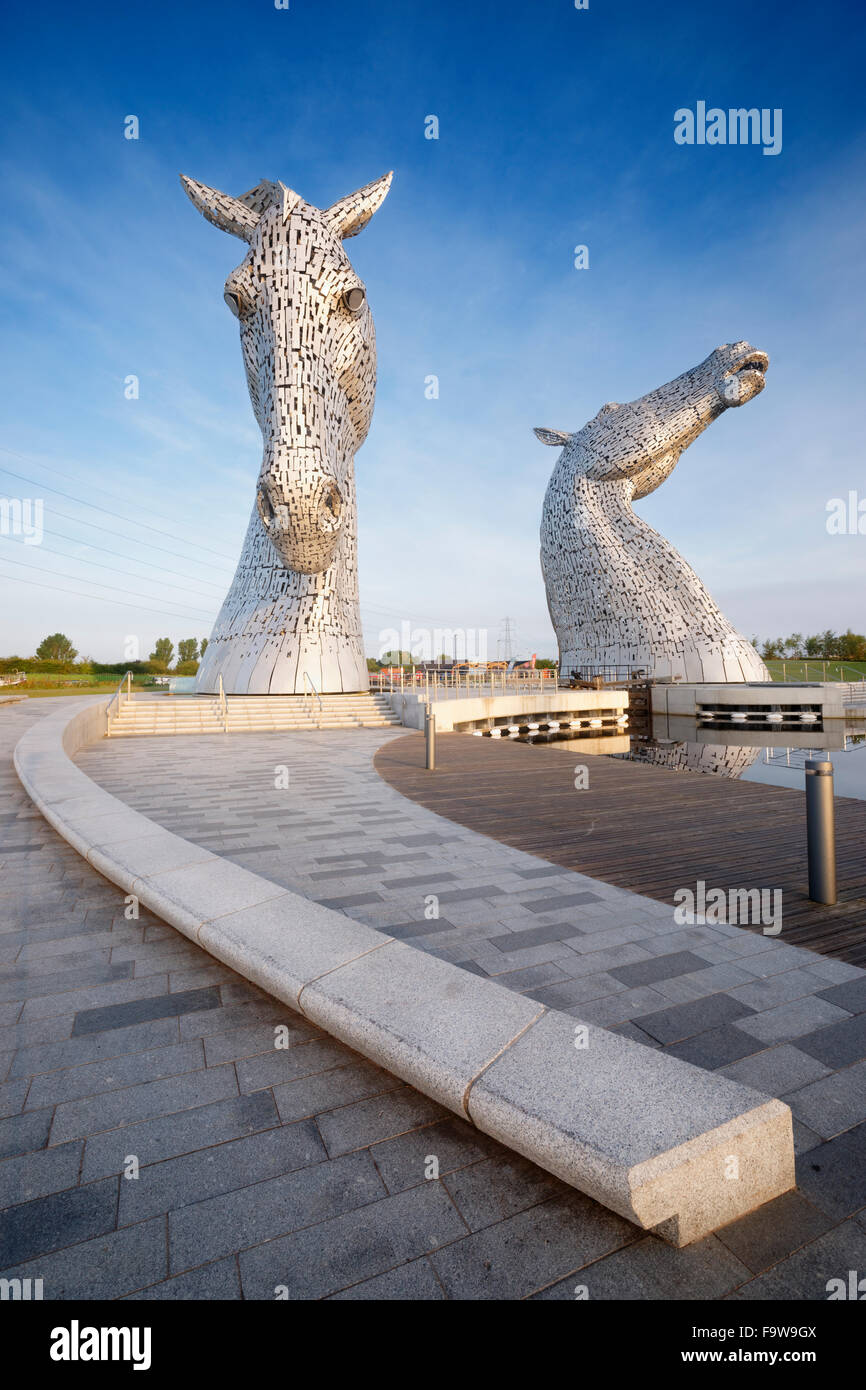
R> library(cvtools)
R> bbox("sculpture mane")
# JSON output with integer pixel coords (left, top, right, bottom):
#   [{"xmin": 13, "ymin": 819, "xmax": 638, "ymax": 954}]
[{"xmin": 537, "ymin": 342, "xmax": 771, "ymax": 684}]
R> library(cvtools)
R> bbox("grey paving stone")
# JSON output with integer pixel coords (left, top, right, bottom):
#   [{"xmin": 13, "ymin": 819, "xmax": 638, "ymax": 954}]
[
  {"xmin": 793, "ymin": 1119, "xmax": 823, "ymax": 1154},
  {"xmin": 785, "ymin": 1060, "xmax": 866, "ymax": 1139},
  {"xmin": 315, "ymin": 1086, "xmax": 446, "ymax": 1158},
  {"xmin": 239, "ymin": 1181, "xmax": 465, "ymax": 1299},
  {"xmin": 795, "ymin": 1013, "xmax": 866, "ymax": 1070},
  {"xmin": 169, "ymin": 1149, "xmax": 384, "ymax": 1273},
  {"xmin": 369, "ymin": 1116, "xmax": 497, "ymax": 1195},
  {"xmin": 0, "ymin": 959, "xmax": 133, "ymax": 1003},
  {"xmin": 0, "ymin": 1216, "xmax": 167, "ymax": 1300},
  {"xmin": 608, "ymin": 950, "xmax": 710, "ymax": 988},
  {"xmin": 725, "ymin": 968, "xmax": 827, "ymax": 1012},
  {"xmin": 389, "ymin": 919, "xmax": 458, "ymax": 940},
  {"xmin": 432, "ymin": 886, "xmax": 504, "ymax": 904},
  {"xmin": 795, "ymin": 1122, "xmax": 866, "ymax": 1219},
  {"xmin": 429, "ymin": 1192, "xmax": 635, "ymax": 1300},
  {"xmin": 488, "ymin": 922, "xmax": 581, "ymax": 954},
  {"xmin": 119, "ymin": 1119, "xmax": 325, "ymax": 1225},
  {"xmin": 533, "ymin": 1233, "xmax": 750, "ymax": 1300},
  {"xmin": 718, "ymin": 1044, "xmax": 832, "ymax": 1097},
  {"xmin": 0, "ymin": 1140, "xmax": 83, "ymax": 1208},
  {"xmin": 666, "ymin": 1026, "xmax": 765, "ymax": 1070},
  {"xmin": 442, "ymin": 1152, "xmax": 565, "ymax": 1231},
  {"xmin": 380, "ymin": 872, "xmax": 458, "ymax": 888},
  {"xmin": 124, "ymin": 1256, "xmax": 242, "ymax": 1300},
  {"xmin": 0, "ymin": 1177, "xmax": 118, "ymax": 1266},
  {"xmin": 0, "ymin": 1078, "xmax": 29, "ymax": 1117},
  {"xmin": 316, "ymin": 893, "xmax": 384, "ymax": 908},
  {"xmin": 26, "ymin": 1041, "xmax": 205, "ymax": 1108},
  {"xmin": 730, "ymin": 1220, "xmax": 866, "ymax": 1300},
  {"xmin": 22, "ymin": 976, "xmax": 171, "ymax": 1024},
  {"xmin": 633, "ymin": 993, "xmax": 757, "ymax": 1045},
  {"xmin": 51, "ymin": 1064, "xmax": 239, "ymax": 1144},
  {"xmin": 327, "ymin": 1255, "xmax": 445, "ymax": 1300},
  {"xmin": 609, "ymin": 1020, "xmax": 662, "ymax": 1049},
  {"xmin": 0, "ymin": 1106, "xmax": 52, "ymax": 1159},
  {"xmin": 8, "ymin": 1016, "xmax": 180, "ymax": 1078},
  {"xmin": 733, "ymin": 996, "xmax": 853, "ymax": 1045},
  {"xmin": 715, "ymin": 1190, "xmax": 833, "ymax": 1274},
  {"xmin": 815, "ymin": 976, "xmax": 866, "ymax": 1015},
  {"xmin": 522, "ymin": 892, "xmax": 601, "ymax": 914},
  {"xmin": 202, "ymin": 1018, "xmax": 316, "ymax": 1066},
  {"xmin": 178, "ymin": 998, "xmax": 288, "ymax": 1039},
  {"xmin": 235, "ymin": 1038, "xmax": 350, "ymax": 1093},
  {"xmin": 71, "ymin": 986, "xmax": 222, "ymax": 1036},
  {"xmin": 82, "ymin": 1090, "xmax": 280, "ymax": 1182},
  {"xmin": 273, "ymin": 1060, "xmax": 404, "ymax": 1123}
]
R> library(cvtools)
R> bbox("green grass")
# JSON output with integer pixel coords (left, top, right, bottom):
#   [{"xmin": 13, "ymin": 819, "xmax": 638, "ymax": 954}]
[{"xmin": 764, "ymin": 659, "xmax": 866, "ymax": 682}]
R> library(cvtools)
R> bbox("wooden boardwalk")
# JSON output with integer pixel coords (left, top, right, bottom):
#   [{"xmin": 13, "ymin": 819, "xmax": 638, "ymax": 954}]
[{"xmin": 375, "ymin": 733, "xmax": 866, "ymax": 966}]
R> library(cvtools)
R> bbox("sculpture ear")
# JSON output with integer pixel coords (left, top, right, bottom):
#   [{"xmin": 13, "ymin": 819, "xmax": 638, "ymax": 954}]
[
  {"xmin": 180, "ymin": 175, "xmax": 261, "ymax": 242},
  {"xmin": 534, "ymin": 428, "xmax": 570, "ymax": 447},
  {"xmin": 324, "ymin": 171, "xmax": 393, "ymax": 239}
]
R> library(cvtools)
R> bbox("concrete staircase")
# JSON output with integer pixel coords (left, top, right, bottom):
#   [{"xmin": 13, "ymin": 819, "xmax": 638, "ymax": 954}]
[{"xmin": 106, "ymin": 693, "xmax": 402, "ymax": 737}]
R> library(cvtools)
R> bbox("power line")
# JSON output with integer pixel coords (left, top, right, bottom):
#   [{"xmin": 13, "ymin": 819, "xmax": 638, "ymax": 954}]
[
  {"xmin": 41, "ymin": 506, "xmax": 234, "ymax": 576},
  {"xmin": 0, "ymin": 445, "xmax": 241, "ymax": 536},
  {"xmin": 37, "ymin": 526, "xmax": 227, "ymax": 593},
  {"xmin": 0, "ymin": 463, "xmax": 239, "ymax": 563},
  {"xmin": 0, "ymin": 555, "xmax": 216, "ymax": 621},
  {"xmin": 0, "ymin": 570, "xmax": 218, "ymax": 624},
  {"xmin": 1, "ymin": 537, "xmax": 222, "ymax": 601}
]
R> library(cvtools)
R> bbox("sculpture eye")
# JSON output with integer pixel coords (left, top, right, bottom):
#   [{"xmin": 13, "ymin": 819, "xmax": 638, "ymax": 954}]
[
  {"xmin": 343, "ymin": 286, "xmax": 366, "ymax": 314},
  {"xmin": 224, "ymin": 290, "xmax": 243, "ymax": 318}
]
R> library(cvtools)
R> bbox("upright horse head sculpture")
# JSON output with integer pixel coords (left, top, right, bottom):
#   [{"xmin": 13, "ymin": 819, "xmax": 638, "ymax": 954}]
[
  {"xmin": 183, "ymin": 171, "xmax": 392, "ymax": 694},
  {"xmin": 537, "ymin": 342, "xmax": 772, "ymax": 685}
]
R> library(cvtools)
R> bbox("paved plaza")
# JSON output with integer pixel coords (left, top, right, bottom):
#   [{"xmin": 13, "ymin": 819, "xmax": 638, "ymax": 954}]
[{"xmin": 1, "ymin": 702, "xmax": 866, "ymax": 1298}]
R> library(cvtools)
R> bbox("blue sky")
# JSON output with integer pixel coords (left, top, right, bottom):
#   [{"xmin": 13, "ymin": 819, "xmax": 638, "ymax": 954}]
[{"xmin": 1, "ymin": 0, "xmax": 865, "ymax": 662}]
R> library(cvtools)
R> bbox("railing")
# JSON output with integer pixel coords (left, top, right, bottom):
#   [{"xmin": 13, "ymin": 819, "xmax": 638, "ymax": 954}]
[
  {"xmin": 218, "ymin": 674, "xmax": 228, "ymax": 733},
  {"xmin": 302, "ymin": 671, "xmax": 324, "ymax": 718},
  {"xmin": 765, "ymin": 659, "xmax": 866, "ymax": 684},
  {"xmin": 369, "ymin": 668, "xmax": 561, "ymax": 699},
  {"xmin": 105, "ymin": 671, "xmax": 132, "ymax": 735}
]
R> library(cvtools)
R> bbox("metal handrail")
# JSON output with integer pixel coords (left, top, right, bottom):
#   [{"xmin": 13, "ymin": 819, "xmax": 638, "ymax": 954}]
[
  {"xmin": 218, "ymin": 674, "xmax": 228, "ymax": 733},
  {"xmin": 302, "ymin": 670, "xmax": 324, "ymax": 717},
  {"xmin": 105, "ymin": 670, "xmax": 132, "ymax": 735}
]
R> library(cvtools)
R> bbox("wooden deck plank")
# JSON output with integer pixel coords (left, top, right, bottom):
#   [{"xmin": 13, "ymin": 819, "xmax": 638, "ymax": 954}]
[{"xmin": 375, "ymin": 733, "xmax": 866, "ymax": 966}]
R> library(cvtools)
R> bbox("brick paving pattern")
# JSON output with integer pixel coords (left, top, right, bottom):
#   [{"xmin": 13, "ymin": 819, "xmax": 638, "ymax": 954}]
[{"xmin": 1, "ymin": 705, "xmax": 865, "ymax": 1299}]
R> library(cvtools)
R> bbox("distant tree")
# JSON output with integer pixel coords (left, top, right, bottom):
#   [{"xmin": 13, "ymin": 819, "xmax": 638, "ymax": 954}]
[
  {"xmin": 379, "ymin": 650, "xmax": 413, "ymax": 667},
  {"xmin": 200, "ymin": 637, "xmax": 209, "ymax": 656},
  {"xmin": 366, "ymin": 657, "xmax": 382, "ymax": 672},
  {"xmin": 535, "ymin": 658, "xmax": 557, "ymax": 669},
  {"xmin": 177, "ymin": 638, "xmax": 199, "ymax": 665},
  {"xmin": 804, "ymin": 635, "xmax": 823, "ymax": 658},
  {"xmin": 36, "ymin": 633, "xmax": 77, "ymax": 661},
  {"xmin": 149, "ymin": 637, "xmax": 174, "ymax": 667},
  {"xmin": 174, "ymin": 660, "xmax": 199, "ymax": 676},
  {"xmin": 761, "ymin": 638, "xmax": 784, "ymax": 660},
  {"xmin": 837, "ymin": 629, "xmax": 866, "ymax": 662}
]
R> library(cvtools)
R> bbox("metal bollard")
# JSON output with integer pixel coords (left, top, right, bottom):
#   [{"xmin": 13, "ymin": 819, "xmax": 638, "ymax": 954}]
[
  {"xmin": 425, "ymin": 703, "xmax": 436, "ymax": 771},
  {"xmin": 805, "ymin": 759, "xmax": 837, "ymax": 905}
]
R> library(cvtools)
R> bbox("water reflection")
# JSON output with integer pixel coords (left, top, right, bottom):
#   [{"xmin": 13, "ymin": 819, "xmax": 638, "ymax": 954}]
[{"xmin": 615, "ymin": 739, "xmax": 760, "ymax": 778}]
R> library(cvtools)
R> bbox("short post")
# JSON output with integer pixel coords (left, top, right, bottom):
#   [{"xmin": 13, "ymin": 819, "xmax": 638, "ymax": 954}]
[
  {"xmin": 425, "ymin": 702, "xmax": 436, "ymax": 771},
  {"xmin": 805, "ymin": 759, "xmax": 837, "ymax": 904}
]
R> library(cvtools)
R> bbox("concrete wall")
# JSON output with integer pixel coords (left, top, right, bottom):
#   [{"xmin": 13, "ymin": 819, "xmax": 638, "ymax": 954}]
[{"xmin": 389, "ymin": 689, "xmax": 628, "ymax": 732}]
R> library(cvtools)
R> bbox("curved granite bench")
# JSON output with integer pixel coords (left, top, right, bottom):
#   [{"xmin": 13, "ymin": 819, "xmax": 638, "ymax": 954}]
[{"xmin": 13, "ymin": 696, "xmax": 795, "ymax": 1246}]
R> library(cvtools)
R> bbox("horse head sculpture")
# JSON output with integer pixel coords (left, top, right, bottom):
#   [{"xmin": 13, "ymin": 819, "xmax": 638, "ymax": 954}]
[
  {"xmin": 183, "ymin": 171, "xmax": 391, "ymax": 694},
  {"xmin": 182, "ymin": 172, "xmax": 390, "ymax": 575}
]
